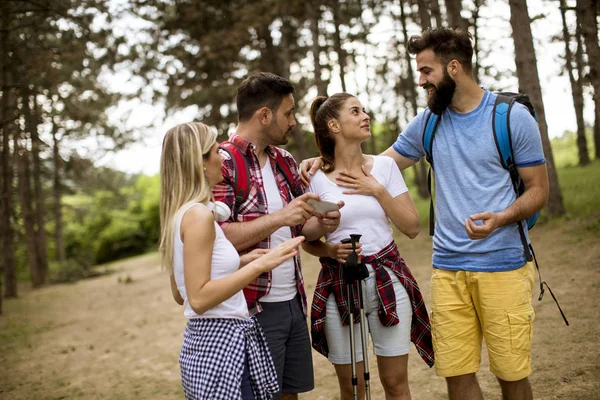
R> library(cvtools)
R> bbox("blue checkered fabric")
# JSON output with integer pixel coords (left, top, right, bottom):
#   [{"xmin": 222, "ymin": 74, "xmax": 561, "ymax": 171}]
[{"xmin": 179, "ymin": 317, "xmax": 278, "ymax": 400}]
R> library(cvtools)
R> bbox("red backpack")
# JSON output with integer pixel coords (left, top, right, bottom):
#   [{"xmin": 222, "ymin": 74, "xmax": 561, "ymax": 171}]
[{"xmin": 219, "ymin": 141, "xmax": 303, "ymax": 220}]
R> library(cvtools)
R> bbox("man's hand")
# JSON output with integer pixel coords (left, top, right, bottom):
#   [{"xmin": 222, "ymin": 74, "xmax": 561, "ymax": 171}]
[
  {"xmin": 314, "ymin": 201, "xmax": 344, "ymax": 234},
  {"xmin": 276, "ymin": 192, "xmax": 321, "ymax": 227},
  {"xmin": 464, "ymin": 212, "xmax": 502, "ymax": 240},
  {"xmin": 299, "ymin": 157, "xmax": 323, "ymax": 187}
]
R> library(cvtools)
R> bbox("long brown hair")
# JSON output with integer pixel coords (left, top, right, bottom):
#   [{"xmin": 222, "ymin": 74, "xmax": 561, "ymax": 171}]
[{"xmin": 309, "ymin": 93, "xmax": 354, "ymax": 173}]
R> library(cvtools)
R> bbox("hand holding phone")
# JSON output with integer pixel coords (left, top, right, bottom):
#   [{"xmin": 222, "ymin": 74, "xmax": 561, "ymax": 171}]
[{"xmin": 307, "ymin": 198, "xmax": 340, "ymax": 214}]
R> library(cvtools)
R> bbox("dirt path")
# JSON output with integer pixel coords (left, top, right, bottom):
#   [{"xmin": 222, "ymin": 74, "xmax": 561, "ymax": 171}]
[{"xmin": 1, "ymin": 221, "xmax": 599, "ymax": 399}]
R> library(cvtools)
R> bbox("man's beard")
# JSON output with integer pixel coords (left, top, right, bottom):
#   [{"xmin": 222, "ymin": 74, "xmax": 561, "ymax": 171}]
[
  {"xmin": 264, "ymin": 117, "xmax": 290, "ymax": 146},
  {"xmin": 425, "ymin": 70, "xmax": 456, "ymax": 115}
]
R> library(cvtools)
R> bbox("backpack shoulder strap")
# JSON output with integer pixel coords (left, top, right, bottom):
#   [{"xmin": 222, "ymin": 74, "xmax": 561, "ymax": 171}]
[
  {"xmin": 422, "ymin": 110, "xmax": 440, "ymax": 166},
  {"xmin": 218, "ymin": 141, "xmax": 250, "ymax": 221},
  {"xmin": 421, "ymin": 110, "xmax": 440, "ymax": 237},
  {"xmin": 492, "ymin": 93, "xmax": 534, "ymax": 261},
  {"xmin": 273, "ymin": 148, "xmax": 303, "ymax": 198},
  {"xmin": 492, "ymin": 94, "xmax": 517, "ymax": 171}
]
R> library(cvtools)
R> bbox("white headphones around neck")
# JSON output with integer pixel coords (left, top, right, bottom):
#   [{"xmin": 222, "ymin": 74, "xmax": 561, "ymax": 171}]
[{"xmin": 207, "ymin": 201, "xmax": 231, "ymax": 222}]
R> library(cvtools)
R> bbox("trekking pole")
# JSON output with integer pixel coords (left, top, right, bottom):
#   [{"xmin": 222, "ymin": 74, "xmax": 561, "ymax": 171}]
[
  {"xmin": 342, "ymin": 235, "xmax": 371, "ymax": 400},
  {"xmin": 346, "ymin": 279, "xmax": 358, "ymax": 400},
  {"xmin": 350, "ymin": 234, "xmax": 371, "ymax": 400},
  {"xmin": 342, "ymin": 238, "xmax": 359, "ymax": 400}
]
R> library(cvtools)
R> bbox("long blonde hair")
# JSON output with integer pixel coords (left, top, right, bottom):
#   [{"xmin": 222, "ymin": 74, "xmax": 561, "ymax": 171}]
[{"xmin": 159, "ymin": 122, "xmax": 217, "ymax": 272}]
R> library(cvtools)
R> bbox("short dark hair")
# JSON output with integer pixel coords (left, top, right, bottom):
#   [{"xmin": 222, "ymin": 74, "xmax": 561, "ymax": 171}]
[
  {"xmin": 407, "ymin": 27, "xmax": 473, "ymax": 71},
  {"xmin": 236, "ymin": 72, "xmax": 295, "ymax": 122}
]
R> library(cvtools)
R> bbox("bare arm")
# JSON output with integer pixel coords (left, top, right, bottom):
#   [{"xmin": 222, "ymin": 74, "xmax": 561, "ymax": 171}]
[
  {"xmin": 223, "ymin": 213, "xmax": 285, "ymax": 252},
  {"xmin": 465, "ymin": 164, "xmax": 549, "ymax": 239},
  {"xmin": 302, "ymin": 240, "xmax": 362, "ymax": 264},
  {"xmin": 500, "ymin": 164, "xmax": 549, "ymax": 223},
  {"xmin": 380, "ymin": 146, "xmax": 417, "ymax": 171},
  {"xmin": 302, "ymin": 240, "xmax": 336, "ymax": 258},
  {"xmin": 170, "ymin": 273, "xmax": 184, "ymax": 305},
  {"xmin": 223, "ymin": 192, "xmax": 320, "ymax": 252},
  {"xmin": 301, "ymin": 202, "xmax": 344, "ymax": 241},
  {"xmin": 373, "ymin": 190, "xmax": 420, "ymax": 239},
  {"xmin": 182, "ymin": 206, "xmax": 304, "ymax": 315},
  {"xmin": 302, "ymin": 216, "xmax": 329, "ymax": 242}
]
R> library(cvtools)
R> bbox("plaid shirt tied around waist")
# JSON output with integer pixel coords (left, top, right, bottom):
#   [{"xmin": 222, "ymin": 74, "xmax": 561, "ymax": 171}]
[
  {"xmin": 212, "ymin": 134, "xmax": 307, "ymax": 317},
  {"xmin": 310, "ymin": 240, "xmax": 435, "ymax": 367},
  {"xmin": 179, "ymin": 317, "xmax": 278, "ymax": 399}
]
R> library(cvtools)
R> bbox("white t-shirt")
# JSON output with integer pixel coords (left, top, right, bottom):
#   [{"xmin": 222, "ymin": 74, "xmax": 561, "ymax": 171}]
[
  {"xmin": 258, "ymin": 161, "xmax": 297, "ymax": 302},
  {"xmin": 308, "ymin": 156, "xmax": 408, "ymax": 256},
  {"xmin": 173, "ymin": 202, "xmax": 249, "ymax": 320}
]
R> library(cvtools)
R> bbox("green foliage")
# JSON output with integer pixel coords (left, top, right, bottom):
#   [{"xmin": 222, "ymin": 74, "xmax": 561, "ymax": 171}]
[
  {"xmin": 61, "ymin": 172, "xmax": 160, "ymax": 267},
  {"xmin": 404, "ymin": 170, "xmax": 431, "ymax": 229},
  {"xmin": 48, "ymin": 259, "xmax": 107, "ymax": 284},
  {"xmin": 541, "ymin": 131, "xmax": 600, "ymax": 235},
  {"xmin": 556, "ymin": 159, "xmax": 600, "ymax": 217},
  {"xmin": 550, "ymin": 129, "xmax": 596, "ymax": 168}
]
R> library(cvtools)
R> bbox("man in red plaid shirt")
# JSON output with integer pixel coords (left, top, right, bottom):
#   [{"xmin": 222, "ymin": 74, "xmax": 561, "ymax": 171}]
[{"xmin": 213, "ymin": 72, "xmax": 342, "ymax": 400}]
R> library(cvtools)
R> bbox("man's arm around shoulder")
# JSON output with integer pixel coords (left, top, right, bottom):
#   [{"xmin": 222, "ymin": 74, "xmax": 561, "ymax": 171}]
[{"xmin": 381, "ymin": 146, "xmax": 417, "ymax": 171}]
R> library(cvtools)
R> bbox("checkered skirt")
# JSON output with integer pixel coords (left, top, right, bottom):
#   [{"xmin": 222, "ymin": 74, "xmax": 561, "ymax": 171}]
[{"xmin": 179, "ymin": 317, "xmax": 278, "ymax": 399}]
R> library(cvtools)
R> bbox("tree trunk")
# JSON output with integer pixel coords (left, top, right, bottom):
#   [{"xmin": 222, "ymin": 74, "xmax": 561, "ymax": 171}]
[
  {"xmin": 20, "ymin": 91, "xmax": 43, "ymax": 287},
  {"xmin": 1, "ymin": 91, "xmax": 17, "ymax": 299},
  {"xmin": 355, "ymin": 0, "xmax": 377, "ymax": 154},
  {"xmin": 52, "ymin": 121, "xmax": 66, "ymax": 262},
  {"xmin": 471, "ymin": 0, "xmax": 483, "ymax": 82},
  {"xmin": 279, "ymin": 11, "xmax": 309, "ymax": 163},
  {"xmin": 595, "ymin": 106, "xmax": 600, "ymax": 159},
  {"xmin": 16, "ymin": 134, "xmax": 41, "ymax": 287},
  {"xmin": 309, "ymin": 2, "xmax": 327, "ymax": 96},
  {"xmin": 416, "ymin": 0, "xmax": 432, "ymax": 29},
  {"xmin": 444, "ymin": 0, "xmax": 469, "ymax": 30},
  {"xmin": 561, "ymin": 0, "xmax": 590, "ymax": 166},
  {"xmin": 400, "ymin": 0, "xmax": 431, "ymax": 199},
  {"xmin": 430, "ymin": 0, "xmax": 443, "ymax": 28},
  {"xmin": 508, "ymin": 0, "xmax": 565, "ymax": 217},
  {"xmin": 1, "ymin": 2, "xmax": 16, "ymax": 304},
  {"xmin": 26, "ymin": 90, "xmax": 49, "ymax": 284},
  {"xmin": 331, "ymin": 0, "xmax": 347, "ymax": 92},
  {"xmin": 577, "ymin": 0, "xmax": 600, "ymax": 159},
  {"xmin": 256, "ymin": 24, "xmax": 278, "ymax": 75}
]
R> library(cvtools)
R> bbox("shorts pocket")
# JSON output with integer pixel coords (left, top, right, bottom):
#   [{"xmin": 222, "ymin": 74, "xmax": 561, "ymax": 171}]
[
  {"xmin": 507, "ymin": 305, "xmax": 535, "ymax": 354},
  {"xmin": 430, "ymin": 310, "xmax": 440, "ymax": 352}
]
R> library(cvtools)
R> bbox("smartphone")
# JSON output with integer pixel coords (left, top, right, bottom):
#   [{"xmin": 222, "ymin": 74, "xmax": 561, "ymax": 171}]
[{"xmin": 307, "ymin": 198, "xmax": 340, "ymax": 214}]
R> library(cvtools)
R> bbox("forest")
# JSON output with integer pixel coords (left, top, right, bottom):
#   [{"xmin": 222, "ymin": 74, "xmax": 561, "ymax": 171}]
[
  {"xmin": 1, "ymin": 1, "xmax": 599, "ymax": 399},
  {"xmin": 0, "ymin": 1, "xmax": 598, "ymax": 309}
]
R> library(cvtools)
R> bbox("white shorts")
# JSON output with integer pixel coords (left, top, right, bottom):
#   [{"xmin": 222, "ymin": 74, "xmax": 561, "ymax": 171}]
[{"xmin": 324, "ymin": 265, "xmax": 412, "ymax": 364}]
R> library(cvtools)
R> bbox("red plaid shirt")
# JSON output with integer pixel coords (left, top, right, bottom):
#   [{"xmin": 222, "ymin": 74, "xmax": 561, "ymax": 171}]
[
  {"xmin": 212, "ymin": 134, "xmax": 307, "ymax": 317},
  {"xmin": 311, "ymin": 240, "xmax": 435, "ymax": 367}
]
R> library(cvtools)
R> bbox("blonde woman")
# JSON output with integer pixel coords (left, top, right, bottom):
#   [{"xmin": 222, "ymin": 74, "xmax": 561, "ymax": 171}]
[{"xmin": 160, "ymin": 122, "xmax": 304, "ymax": 400}]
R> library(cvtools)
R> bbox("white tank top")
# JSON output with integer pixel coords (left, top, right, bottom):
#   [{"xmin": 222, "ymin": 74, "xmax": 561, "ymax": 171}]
[{"xmin": 173, "ymin": 202, "xmax": 249, "ymax": 320}]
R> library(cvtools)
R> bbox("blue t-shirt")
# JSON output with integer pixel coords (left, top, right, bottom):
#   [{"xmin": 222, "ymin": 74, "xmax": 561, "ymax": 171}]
[{"xmin": 393, "ymin": 90, "xmax": 545, "ymax": 272}]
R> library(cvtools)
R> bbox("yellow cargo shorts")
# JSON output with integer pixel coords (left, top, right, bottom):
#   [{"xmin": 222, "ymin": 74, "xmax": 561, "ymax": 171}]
[{"xmin": 430, "ymin": 262, "xmax": 535, "ymax": 382}]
